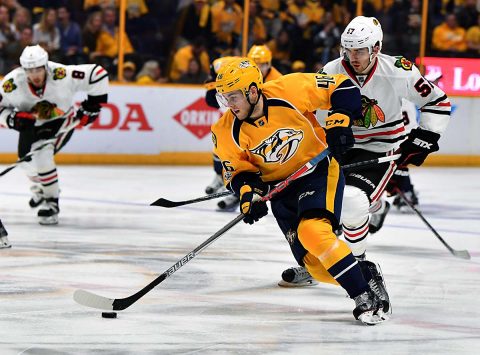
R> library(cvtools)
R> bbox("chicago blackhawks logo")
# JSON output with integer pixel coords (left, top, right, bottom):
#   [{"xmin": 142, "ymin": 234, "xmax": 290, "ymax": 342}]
[
  {"xmin": 394, "ymin": 56, "xmax": 413, "ymax": 71},
  {"xmin": 53, "ymin": 67, "xmax": 67, "ymax": 80},
  {"xmin": 354, "ymin": 95, "xmax": 385, "ymax": 128},
  {"xmin": 251, "ymin": 128, "xmax": 303, "ymax": 164},
  {"xmin": 2, "ymin": 78, "xmax": 17, "ymax": 93}
]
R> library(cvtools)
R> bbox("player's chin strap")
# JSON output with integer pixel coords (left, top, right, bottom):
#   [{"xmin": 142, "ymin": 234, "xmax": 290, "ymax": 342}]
[{"xmin": 245, "ymin": 84, "xmax": 262, "ymax": 120}]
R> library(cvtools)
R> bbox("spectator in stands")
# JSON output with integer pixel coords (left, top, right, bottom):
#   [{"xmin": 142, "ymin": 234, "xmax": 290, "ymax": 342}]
[
  {"xmin": 312, "ymin": 11, "xmax": 341, "ymax": 65},
  {"xmin": 0, "ymin": 4, "xmax": 14, "ymax": 73},
  {"xmin": 291, "ymin": 59, "xmax": 306, "ymax": 73},
  {"xmin": 121, "ymin": 60, "xmax": 137, "ymax": 82},
  {"xmin": 169, "ymin": 36, "xmax": 210, "ymax": 82},
  {"xmin": 136, "ymin": 60, "xmax": 168, "ymax": 84},
  {"xmin": 4, "ymin": 26, "xmax": 33, "ymax": 71},
  {"xmin": 283, "ymin": 0, "xmax": 324, "ymax": 65},
  {"xmin": 431, "ymin": 13, "xmax": 467, "ymax": 56},
  {"xmin": 246, "ymin": 1, "xmax": 267, "ymax": 48},
  {"xmin": 96, "ymin": 6, "xmax": 134, "ymax": 59},
  {"xmin": 177, "ymin": 57, "xmax": 209, "ymax": 84},
  {"xmin": 267, "ymin": 27, "xmax": 292, "ymax": 74},
  {"xmin": 258, "ymin": 0, "xmax": 283, "ymax": 39},
  {"xmin": 82, "ymin": 11, "xmax": 102, "ymax": 61},
  {"xmin": 11, "ymin": 6, "xmax": 31, "ymax": 41},
  {"xmin": 180, "ymin": 0, "xmax": 212, "ymax": 46},
  {"xmin": 32, "ymin": 8, "xmax": 61, "ymax": 60},
  {"xmin": 57, "ymin": 5, "xmax": 83, "ymax": 64},
  {"xmin": 455, "ymin": 0, "xmax": 479, "ymax": 29},
  {"xmin": 466, "ymin": 14, "xmax": 480, "ymax": 55},
  {"xmin": 210, "ymin": 0, "xmax": 243, "ymax": 57}
]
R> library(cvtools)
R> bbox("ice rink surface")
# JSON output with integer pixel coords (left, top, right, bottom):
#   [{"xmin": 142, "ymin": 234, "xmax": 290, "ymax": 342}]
[{"xmin": 0, "ymin": 164, "xmax": 479, "ymax": 355}]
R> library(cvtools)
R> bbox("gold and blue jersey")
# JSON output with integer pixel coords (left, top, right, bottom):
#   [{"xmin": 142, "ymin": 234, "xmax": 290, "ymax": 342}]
[{"xmin": 211, "ymin": 72, "xmax": 361, "ymax": 186}]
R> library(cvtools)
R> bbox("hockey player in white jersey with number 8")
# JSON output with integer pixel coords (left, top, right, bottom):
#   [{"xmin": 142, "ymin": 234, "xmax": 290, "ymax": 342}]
[
  {"xmin": 280, "ymin": 17, "xmax": 451, "ymax": 312},
  {"xmin": 0, "ymin": 45, "xmax": 109, "ymax": 225}
]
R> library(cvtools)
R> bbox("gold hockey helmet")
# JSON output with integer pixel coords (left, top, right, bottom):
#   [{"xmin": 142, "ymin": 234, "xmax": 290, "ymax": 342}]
[
  {"xmin": 215, "ymin": 57, "xmax": 263, "ymax": 96},
  {"xmin": 247, "ymin": 45, "xmax": 272, "ymax": 65}
]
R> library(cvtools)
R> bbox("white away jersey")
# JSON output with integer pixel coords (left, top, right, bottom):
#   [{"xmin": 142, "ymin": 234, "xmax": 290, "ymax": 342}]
[
  {"xmin": 322, "ymin": 53, "xmax": 450, "ymax": 152},
  {"xmin": 0, "ymin": 61, "xmax": 108, "ymax": 126}
]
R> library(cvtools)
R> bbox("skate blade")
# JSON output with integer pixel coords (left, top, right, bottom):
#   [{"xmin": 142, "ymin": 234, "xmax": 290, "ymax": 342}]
[
  {"xmin": 278, "ymin": 279, "xmax": 319, "ymax": 287},
  {"xmin": 358, "ymin": 309, "xmax": 389, "ymax": 325},
  {"xmin": 38, "ymin": 215, "xmax": 59, "ymax": 225}
]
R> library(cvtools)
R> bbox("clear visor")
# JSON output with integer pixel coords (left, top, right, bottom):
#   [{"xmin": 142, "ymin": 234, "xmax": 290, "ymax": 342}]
[
  {"xmin": 215, "ymin": 91, "xmax": 245, "ymax": 108},
  {"xmin": 341, "ymin": 47, "xmax": 371, "ymax": 60}
]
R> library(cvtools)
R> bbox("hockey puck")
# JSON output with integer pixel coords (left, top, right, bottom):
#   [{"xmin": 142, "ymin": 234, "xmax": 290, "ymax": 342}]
[{"xmin": 101, "ymin": 312, "xmax": 117, "ymax": 319}]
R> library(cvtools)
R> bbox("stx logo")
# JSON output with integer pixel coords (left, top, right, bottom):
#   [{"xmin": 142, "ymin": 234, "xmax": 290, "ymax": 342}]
[{"xmin": 413, "ymin": 138, "xmax": 433, "ymax": 149}]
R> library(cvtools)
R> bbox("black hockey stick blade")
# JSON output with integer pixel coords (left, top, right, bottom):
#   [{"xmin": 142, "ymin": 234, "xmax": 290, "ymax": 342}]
[
  {"xmin": 396, "ymin": 189, "xmax": 471, "ymax": 260},
  {"xmin": 150, "ymin": 190, "xmax": 231, "ymax": 208},
  {"xmin": 73, "ymin": 213, "xmax": 246, "ymax": 311}
]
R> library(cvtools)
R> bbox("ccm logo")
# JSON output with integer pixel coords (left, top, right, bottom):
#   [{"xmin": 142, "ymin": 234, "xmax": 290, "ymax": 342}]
[{"xmin": 413, "ymin": 138, "xmax": 433, "ymax": 149}]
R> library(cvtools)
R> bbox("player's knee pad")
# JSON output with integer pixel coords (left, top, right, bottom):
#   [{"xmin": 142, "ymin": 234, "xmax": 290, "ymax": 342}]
[
  {"xmin": 299, "ymin": 218, "xmax": 352, "ymax": 269},
  {"xmin": 341, "ymin": 185, "xmax": 370, "ymax": 228}
]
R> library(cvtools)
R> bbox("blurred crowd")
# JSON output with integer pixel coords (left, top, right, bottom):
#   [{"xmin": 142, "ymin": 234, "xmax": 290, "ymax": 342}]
[{"xmin": 0, "ymin": 0, "xmax": 479, "ymax": 84}]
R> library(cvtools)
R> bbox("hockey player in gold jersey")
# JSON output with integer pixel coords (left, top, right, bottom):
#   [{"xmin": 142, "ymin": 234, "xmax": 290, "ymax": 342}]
[{"xmin": 211, "ymin": 57, "xmax": 389, "ymax": 325}]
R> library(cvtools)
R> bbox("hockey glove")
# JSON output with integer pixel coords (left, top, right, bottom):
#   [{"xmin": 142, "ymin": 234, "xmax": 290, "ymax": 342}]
[
  {"xmin": 76, "ymin": 100, "xmax": 102, "ymax": 126},
  {"xmin": 398, "ymin": 128, "xmax": 440, "ymax": 167},
  {"xmin": 324, "ymin": 113, "xmax": 354, "ymax": 160},
  {"xmin": 239, "ymin": 184, "xmax": 269, "ymax": 225},
  {"xmin": 6, "ymin": 111, "xmax": 35, "ymax": 131},
  {"xmin": 34, "ymin": 119, "xmax": 64, "ymax": 140}
]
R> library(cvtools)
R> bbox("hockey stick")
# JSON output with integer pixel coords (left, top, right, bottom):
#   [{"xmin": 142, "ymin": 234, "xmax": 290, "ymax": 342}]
[
  {"xmin": 150, "ymin": 153, "xmax": 402, "ymax": 208},
  {"xmin": 394, "ymin": 188, "xmax": 471, "ymax": 260},
  {"xmin": 0, "ymin": 118, "xmax": 81, "ymax": 177},
  {"xmin": 73, "ymin": 149, "xmax": 331, "ymax": 311}
]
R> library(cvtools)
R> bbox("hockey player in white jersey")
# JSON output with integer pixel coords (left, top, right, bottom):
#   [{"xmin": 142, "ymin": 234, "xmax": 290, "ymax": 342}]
[
  {"xmin": 280, "ymin": 17, "xmax": 450, "ymax": 305},
  {"xmin": 0, "ymin": 45, "xmax": 109, "ymax": 225}
]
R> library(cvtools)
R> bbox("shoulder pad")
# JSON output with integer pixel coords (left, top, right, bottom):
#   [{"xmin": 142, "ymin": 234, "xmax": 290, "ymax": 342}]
[{"xmin": 89, "ymin": 65, "xmax": 109, "ymax": 84}]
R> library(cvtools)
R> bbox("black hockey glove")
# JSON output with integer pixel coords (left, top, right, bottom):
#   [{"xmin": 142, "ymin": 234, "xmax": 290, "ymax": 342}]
[
  {"xmin": 232, "ymin": 173, "xmax": 269, "ymax": 225},
  {"xmin": 398, "ymin": 128, "xmax": 440, "ymax": 167},
  {"xmin": 324, "ymin": 112, "xmax": 354, "ymax": 160},
  {"xmin": 76, "ymin": 100, "xmax": 102, "ymax": 126},
  {"xmin": 34, "ymin": 119, "xmax": 64, "ymax": 140},
  {"xmin": 6, "ymin": 111, "xmax": 35, "ymax": 131}
]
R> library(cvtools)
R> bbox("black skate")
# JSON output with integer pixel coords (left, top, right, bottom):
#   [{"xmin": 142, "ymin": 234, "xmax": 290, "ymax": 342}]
[
  {"xmin": 359, "ymin": 260, "xmax": 391, "ymax": 315},
  {"xmin": 353, "ymin": 290, "xmax": 386, "ymax": 325},
  {"xmin": 29, "ymin": 185, "xmax": 44, "ymax": 208},
  {"xmin": 205, "ymin": 174, "xmax": 224, "ymax": 195},
  {"xmin": 0, "ymin": 219, "xmax": 11, "ymax": 248},
  {"xmin": 38, "ymin": 198, "xmax": 59, "ymax": 225},
  {"xmin": 217, "ymin": 194, "xmax": 240, "ymax": 212},
  {"xmin": 393, "ymin": 189, "xmax": 419, "ymax": 213},
  {"xmin": 369, "ymin": 200, "xmax": 390, "ymax": 234},
  {"xmin": 278, "ymin": 266, "xmax": 318, "ymax": 287}
]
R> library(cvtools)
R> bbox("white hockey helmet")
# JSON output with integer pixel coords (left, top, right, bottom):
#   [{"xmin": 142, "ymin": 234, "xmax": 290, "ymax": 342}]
[
  {"xmin": 341, "ymin": 16, "xmax": 383, "ymax": 53},
  {"xmin": 20, "ymin": 45, "xmax": 49, "ymax": 69}
]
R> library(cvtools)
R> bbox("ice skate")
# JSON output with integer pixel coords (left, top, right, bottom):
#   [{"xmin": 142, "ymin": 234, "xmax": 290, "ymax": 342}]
[
  {"xmin": 29, "ymin": 185, "xmax": 44, "ymax": 208},
  {"xmin": 368, "ymin": 200, "xmax": 390, "ymax": 234},
  {"xmin": 353, "ymin": 290, "xmax": 386, "ymax": 325},
  {"xmin": 0, "ymin": 220, "xmax": 11, "ymax": 249},
  {"xmin": 217, "ymin": 194, "xmax": 240, "ymax": 212},
  {"xmin": 359, "ymin": 260, "xmax": 391, "ymax": 315},
  {"xmin": 393, "ymin": 189, "xmax": 418, "ymax": 213},
  {"xmin": 205, "ymin": 174, "xmax": 224, "ymax": 195},
  {"xmin": 38, "ymin": 198, "xmax": 59, "ymax": 225},
  {"xmin": 278, "ymin": 266, "xmax": 318, "ymax": 287}
]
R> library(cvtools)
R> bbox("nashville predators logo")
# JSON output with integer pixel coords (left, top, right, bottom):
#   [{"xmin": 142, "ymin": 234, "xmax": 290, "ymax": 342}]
[
  {"xmin": 394, "ymin": 56, "xmax": 413, "ymax": 71},
  {"xmin": 53, "ymin": 67, "xmax": 67, "ymax": 80},
  {"xmin": 2, "ymin": 78, "xmax": 17, "ymax": 93},
  {"xmin": 251, "ymin": 128, "xmax": 303, "ymax": 164},
  {"xmin": 355, "ymin": 95, "xmax": 386, "ymax": 128}
]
